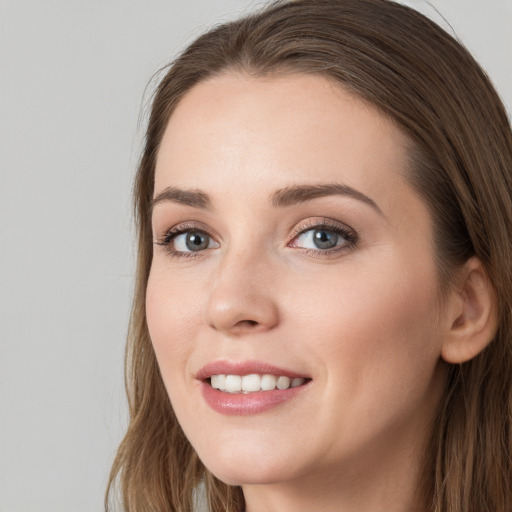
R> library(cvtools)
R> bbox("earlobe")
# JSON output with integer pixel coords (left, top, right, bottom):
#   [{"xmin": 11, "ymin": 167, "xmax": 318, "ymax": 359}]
[{"xmin": 441, "ymin": 257, "xmax": 498, "ymax": 364}]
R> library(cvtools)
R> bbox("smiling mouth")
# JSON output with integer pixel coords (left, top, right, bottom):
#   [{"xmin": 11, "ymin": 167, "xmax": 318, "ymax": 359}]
[{"xmin": 208, "ymin": 374, "xmax": 310, "ymax": 393}]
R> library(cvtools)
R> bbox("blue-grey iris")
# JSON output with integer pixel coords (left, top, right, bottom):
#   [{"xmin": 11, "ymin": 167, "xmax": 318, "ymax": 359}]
[
  {"xmin": 186, "ymin": 232, "xmax": 209, "ymax": 251},
  {"xmin": 313, "ymin": 229, "xmax": 338, "ymax": 249}
]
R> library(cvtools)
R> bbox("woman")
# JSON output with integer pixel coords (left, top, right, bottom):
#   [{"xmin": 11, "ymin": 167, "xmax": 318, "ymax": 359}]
[{"xmin": 106, "ymin": 0, "xmax": 512, "ymax": 510}]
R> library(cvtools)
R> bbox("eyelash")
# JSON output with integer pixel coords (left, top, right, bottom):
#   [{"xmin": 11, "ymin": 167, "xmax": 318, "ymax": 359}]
[
  {"xmin": 154, "ymin": 218, "xmax": 358, "ymax": 260},
  {"xmin": 155, "ymin": 222, "xmax": 210, "ymax": 260},
  {"xmin": 290, "ymin": 218, "xmax": 358, "ymax": 257}
]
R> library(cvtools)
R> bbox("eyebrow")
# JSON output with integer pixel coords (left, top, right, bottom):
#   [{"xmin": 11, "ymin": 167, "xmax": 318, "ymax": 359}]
[
  {"xmin": 151, "ymin": 187, "xmax": 212, "ymax": 211},
  {"xmin": 269, "ymin": 183, "xmax": 383, "ymax": 215},
  {"xmin": 150, "ymin": 183, "xmax": 383, "ymax": 216}
]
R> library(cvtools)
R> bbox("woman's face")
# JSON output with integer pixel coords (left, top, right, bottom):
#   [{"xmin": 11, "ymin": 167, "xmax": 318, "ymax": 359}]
[{"xmin": 147, "ymin": 73, "xmax": 449, "ymax": 492}]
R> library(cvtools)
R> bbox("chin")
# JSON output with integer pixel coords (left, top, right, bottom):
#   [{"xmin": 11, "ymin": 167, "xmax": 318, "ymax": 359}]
[
  {"xmin": 206, "ymin": 466, "xmax": 296, "ymax": 487},
  {"xmin": 198, "ymin": 446, "xmax": 306, "ymax": 487}
]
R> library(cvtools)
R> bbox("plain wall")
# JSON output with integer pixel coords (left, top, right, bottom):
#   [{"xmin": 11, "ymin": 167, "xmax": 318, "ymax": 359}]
[{"xmin": 0, "ymin": 1, "xmax": 510, "ymax": 511}]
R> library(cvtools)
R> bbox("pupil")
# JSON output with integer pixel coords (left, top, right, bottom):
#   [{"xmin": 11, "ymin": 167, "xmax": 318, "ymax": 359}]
[
  {"xmin": 186, "ymin": 232, "xmax": 209, "ymax": 251},
  {"xmin": 313, "ymin": 229, "xmax": 338, "ymax": 249}
]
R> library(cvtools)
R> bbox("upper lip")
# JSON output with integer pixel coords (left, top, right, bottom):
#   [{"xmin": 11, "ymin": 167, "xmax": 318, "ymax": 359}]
[{"xmin": 196, "ymin": 360, "xmax": 310, "ymax": 381}]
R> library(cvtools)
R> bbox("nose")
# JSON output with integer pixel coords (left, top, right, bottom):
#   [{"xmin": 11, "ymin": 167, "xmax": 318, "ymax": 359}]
[{"xmin": 206, "ymin": 248, "xmax": 279, "ymax": 335}]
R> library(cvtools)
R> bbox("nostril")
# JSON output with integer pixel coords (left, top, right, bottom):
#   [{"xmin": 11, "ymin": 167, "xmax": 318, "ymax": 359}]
[{"xmin": 237, "ymin": 319, "xmax": 259, "ymax": 327}]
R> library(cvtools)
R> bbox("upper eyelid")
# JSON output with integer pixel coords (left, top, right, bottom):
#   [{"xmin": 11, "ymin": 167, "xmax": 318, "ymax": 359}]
[
  {"xmin": 290, "ymin": 224, "xmax": 357, "ymax": 248},
  {"xmin": 289, "ymin": 218, "xmax": 355, "ymax": 238},
  {"xmin": 157, "ymin": 221, "xmax": 220, "ymax": 242}
]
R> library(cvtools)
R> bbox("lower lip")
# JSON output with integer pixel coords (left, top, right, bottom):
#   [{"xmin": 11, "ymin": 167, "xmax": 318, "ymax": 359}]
[{"xmin": 200, "ymin": 381, "xmax": 309, "ymax": 415}]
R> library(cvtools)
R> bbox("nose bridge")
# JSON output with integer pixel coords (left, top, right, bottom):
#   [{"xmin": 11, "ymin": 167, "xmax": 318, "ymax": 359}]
[{"xmin": 206, "ymin": 237, "xmax": 279, "ymax": 334}]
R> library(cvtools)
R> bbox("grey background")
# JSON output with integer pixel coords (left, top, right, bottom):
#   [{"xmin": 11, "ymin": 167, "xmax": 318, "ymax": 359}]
[{"xmin": 0, "ymin": 1, "xmax": 510, "ymax": 511}]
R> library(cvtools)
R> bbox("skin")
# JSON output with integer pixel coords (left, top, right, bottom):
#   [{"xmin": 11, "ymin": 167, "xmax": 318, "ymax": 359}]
[{"xmin": 147, "ymin": 73, "xmax": 454, "ymax": 512}]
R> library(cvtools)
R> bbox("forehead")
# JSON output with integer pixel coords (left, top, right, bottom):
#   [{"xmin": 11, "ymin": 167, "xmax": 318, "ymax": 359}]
[{"xmin": 154, "ymin": 72, "xmax": 413, "ymax": 214}]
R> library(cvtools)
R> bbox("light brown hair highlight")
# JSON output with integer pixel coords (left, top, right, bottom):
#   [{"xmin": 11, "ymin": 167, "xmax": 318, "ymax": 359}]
[{"xmin": 106, "ymin": 1, "xmax": 512, "ymax": 510}]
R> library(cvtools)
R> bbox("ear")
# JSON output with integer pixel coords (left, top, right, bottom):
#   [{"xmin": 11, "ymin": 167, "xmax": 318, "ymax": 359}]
[{"xmin": 441, "ymin": 257, "xmax": 498, "ymax": 364}]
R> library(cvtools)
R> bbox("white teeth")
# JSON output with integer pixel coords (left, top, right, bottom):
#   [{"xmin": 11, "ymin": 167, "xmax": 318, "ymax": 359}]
[
  {"xmin": 241, "ymin": 374, "xmax": 261, "ymax": 392},
  {"xmin": 209, "ymin": 374, "xmax": 307, "ymax": 393},
  {"xmin": 276, "ymin": 376, "xmax": 291, "ymax": 389},
  {"xmin": 291, "ymin": 377, "xmax": 305, "ymax": 388},
  {"xmin": 211, "ymin": 374, "xmax": 226, "ymax": 390},
  {"xmin": 260, "ymin": 374, "xmax": 277, "ymax": 391},
  {"xmin": 225, "ymin": 375, "xmax": 242, "ymax": 393}
]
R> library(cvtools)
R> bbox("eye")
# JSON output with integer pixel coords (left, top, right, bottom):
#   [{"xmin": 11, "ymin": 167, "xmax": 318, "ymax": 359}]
[
  {"xmin": 155, "ymin": 224, "xmax": 220, "ymax": 257},
  {"xmin": 174, "ymin": 231, "xmax": 215, "ymax": 252},
  {"xmin": 290, "ymin": 220, "xmax": 357, "ymax": 253},
  {"xmin": 296, "ymin": 228, "xmax": 340, "ymax": 250}
]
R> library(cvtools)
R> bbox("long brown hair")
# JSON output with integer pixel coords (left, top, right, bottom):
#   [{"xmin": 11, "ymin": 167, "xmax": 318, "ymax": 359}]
[{"xmin": 106, "ymin": 1, "xmax": 512, "ymax": 510}]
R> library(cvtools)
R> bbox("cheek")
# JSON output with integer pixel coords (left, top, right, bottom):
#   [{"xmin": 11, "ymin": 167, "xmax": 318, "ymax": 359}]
[
  {"xmin": 288, "ymin": 260, "xmax": 445, "ymax": 453},
  {"xmin": 145, "ymin": 265, "xmax": 204, "ymax": 377},
  {"xmin": 290, "ymin": 257, "xmax": 442, "ymax": 392}
]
